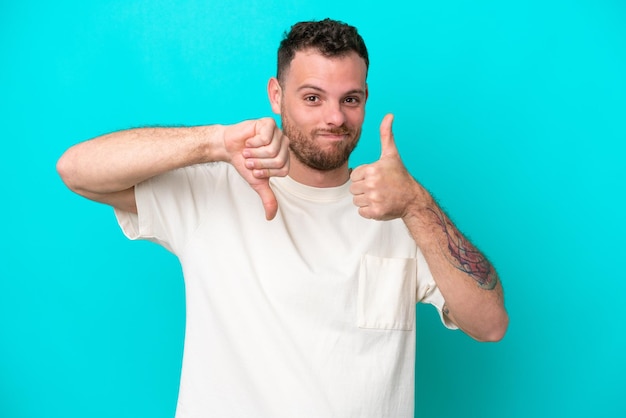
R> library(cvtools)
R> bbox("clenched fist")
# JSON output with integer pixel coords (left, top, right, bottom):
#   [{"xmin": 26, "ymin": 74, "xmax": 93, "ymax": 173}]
[{"xmin": 222, "ymin": 118, "xmax": 290, "ymax": 220}]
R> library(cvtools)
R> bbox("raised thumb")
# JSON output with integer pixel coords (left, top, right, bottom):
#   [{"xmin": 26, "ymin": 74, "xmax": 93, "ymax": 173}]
[{"xmin": 379, "ymin": 113, "xmax": 397, "ymax": 157}]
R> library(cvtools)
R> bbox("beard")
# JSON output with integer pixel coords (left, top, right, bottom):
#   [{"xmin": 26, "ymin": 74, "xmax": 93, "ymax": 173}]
[{"xmin": 281, "ymin": 106, "xmax": 361, "ymax": 171}]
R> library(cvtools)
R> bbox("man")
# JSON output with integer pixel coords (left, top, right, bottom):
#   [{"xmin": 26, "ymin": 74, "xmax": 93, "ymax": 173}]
[{"xmin": 57, "ymin": 18, "xmax": 507, "ymax": 418}]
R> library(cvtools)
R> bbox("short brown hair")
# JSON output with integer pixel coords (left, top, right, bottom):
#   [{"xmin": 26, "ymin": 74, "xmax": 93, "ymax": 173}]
[{"xmin": 277, "ymin": 18, "xmax": 369, "ymax": 83}]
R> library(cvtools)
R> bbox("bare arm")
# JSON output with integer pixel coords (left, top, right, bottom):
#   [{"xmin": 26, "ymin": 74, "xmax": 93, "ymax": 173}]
[
  {"xmin": 56, "ymin": 118, "xmax": 289, "ymax": 219},
  {"xmin": 350, "ymin": 114, "xmax": 508, "ymax": 342}
]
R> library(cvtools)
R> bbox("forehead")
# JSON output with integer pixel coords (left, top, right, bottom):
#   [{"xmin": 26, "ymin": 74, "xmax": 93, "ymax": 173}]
[{"xmin": 282, "ymin": 49, "xmax": 367, "ymax": 93}]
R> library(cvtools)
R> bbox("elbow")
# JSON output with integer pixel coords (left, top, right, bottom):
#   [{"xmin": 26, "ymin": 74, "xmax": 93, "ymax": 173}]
[
  {"xmin": 475, "ymin": 312, "xmax": 509, "ymax": 343},
  {"xmin": 56, "ymin": 151, "xmax": 82, "ymax": 194},
  {"xmin": 56, "ymin": 153, "xmax": 74, "ymax": 189}
]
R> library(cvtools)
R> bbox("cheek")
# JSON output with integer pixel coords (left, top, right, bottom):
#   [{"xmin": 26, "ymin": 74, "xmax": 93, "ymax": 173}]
[
  {"xmin": 288, "ymin": 104, "xmax": 319, "ymax": 127},
  {"xmin": 346, "ymin": 108, "xmax": 365, "ymax": 127}
]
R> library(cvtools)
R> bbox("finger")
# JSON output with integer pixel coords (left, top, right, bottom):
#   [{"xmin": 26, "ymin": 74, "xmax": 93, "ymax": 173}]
[
  {"xmin": 243, "ymin": 136, "xmax": 270, "ymax": 151},
  {"xmin": 243, "ymin": 138, "xmax": 282, "ymax": 159},
  {"xmin": 349, "ymin": 164, "xmax": 366, "ymax": 182},
  {"xmin": 245, "ymin": 118, "xmax": 277, "ymax": 148},
  {"xmin": 349, "ymin": 181, "xmax": 365, "ymax": 196},
  {"xmin": 357, "ymin": 206, "xmax": 373, "ymax": 220},
  {"xmin": 245, "ymin": 150, "xmax": 289, "ymax": 172},
  {"xmin": 352, "ymin": 194, "xmax": 369, "ymax": 207},
  {"xmin": 252, "ymin": 166, "xmax": 289, "ymax": 179},
  {"xmin": 244, "ymin": 127, "xmax": 285, "ymax": 159},
  {"xmin": 379, "ymin": 113, "xmax": 398, "ymax": 158},
  {"xmin": 251, "ymin": 181, "xmax": 279, "ymax": 220},
  {"xmin": 246, "ymin": 136, "xmax": 289, "ymax": 169}
]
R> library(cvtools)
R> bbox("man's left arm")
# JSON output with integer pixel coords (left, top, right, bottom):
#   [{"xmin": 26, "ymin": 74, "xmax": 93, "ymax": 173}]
[{"xmin": 350, "ymin": 114, "xmax": 509, "ymax": 342}]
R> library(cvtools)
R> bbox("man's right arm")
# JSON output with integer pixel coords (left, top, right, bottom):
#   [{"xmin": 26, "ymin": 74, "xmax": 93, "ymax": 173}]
[{"xmin": 56, "ymin": 118, "xmax": 290, "ymax": 219}]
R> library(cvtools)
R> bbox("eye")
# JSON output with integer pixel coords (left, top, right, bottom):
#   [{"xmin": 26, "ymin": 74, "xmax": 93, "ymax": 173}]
[
  {"xmin": 304, "ymin": 95, "xmax": 320, "ymax": 103},
  {"xmin": 344, "ymin": 97, "xmax": 361, "ymax": 106}
]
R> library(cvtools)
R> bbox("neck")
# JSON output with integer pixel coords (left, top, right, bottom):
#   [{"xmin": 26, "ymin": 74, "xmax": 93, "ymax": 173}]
[{"xmin": 287, "ymin": 156, "xmax": 350, "ymax": 188}]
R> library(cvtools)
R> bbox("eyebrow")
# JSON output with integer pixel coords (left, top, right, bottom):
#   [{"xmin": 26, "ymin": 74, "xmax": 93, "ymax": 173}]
[{"xmin": 297, "ymin": 84, "xmax": 366, "ymax": 96}]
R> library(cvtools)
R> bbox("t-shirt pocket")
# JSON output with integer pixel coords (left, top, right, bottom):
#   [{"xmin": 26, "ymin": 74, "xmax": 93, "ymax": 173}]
[{"xmin": 357, "ymin": 254, "xmax": 417, "ymax": 331}]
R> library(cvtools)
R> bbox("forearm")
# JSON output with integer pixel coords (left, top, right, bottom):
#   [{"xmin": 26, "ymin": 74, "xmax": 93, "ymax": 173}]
[
  {"xmin": 402, "ymin": 183, "xmax": 509, "ymax": 341},
  {"xmin": 349, "ymin": 114, "xmax": 508, "ymax": 340},
  {"xmin": 57, "ymin": 125, "xmax": 223, "ymax": 195}
]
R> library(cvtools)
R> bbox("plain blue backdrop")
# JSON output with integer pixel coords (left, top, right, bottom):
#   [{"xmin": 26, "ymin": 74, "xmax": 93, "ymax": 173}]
[{"xmin": 1, "ymin": 1, "xmax": 624, "ymax": 417}]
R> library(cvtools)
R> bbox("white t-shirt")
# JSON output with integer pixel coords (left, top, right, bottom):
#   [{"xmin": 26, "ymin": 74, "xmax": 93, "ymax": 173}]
[{"xmin": 115, "ymin": 162, "xmax": 451, "ymax": 418}]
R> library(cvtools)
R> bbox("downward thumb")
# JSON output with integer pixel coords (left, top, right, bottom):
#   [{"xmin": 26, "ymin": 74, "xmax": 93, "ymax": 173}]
[
  {"xmin": 253, "ymin": 181, "xmax": 279, "ymax": 220},
  {"xmin": 380, "ymin": 113, "xmax": 397, "ymax": 157}
]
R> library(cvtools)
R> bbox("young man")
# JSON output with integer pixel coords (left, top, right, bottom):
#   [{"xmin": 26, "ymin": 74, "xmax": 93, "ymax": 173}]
[{"xmin": 57, "ymin": 18, "xmax": 508, "ymax": 418}]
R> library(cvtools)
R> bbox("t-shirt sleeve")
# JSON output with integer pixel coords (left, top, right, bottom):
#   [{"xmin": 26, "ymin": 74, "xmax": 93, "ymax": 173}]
[
  {"xmin": 415, "ymin": 247, "xmax": 458, "ymax": 330},
  {"xmin": 114, "ymin": 164, "xmax": 222, "ymax": 254}
]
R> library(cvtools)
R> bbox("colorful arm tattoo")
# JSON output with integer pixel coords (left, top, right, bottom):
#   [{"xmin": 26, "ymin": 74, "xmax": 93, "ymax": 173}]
[{"xmin": 429, "ymin": 208, "xmax": 498, "ymax": 290}]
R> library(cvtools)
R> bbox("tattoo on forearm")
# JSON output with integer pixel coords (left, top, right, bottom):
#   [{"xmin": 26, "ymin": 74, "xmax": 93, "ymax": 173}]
[{"xmin": 429, "ymin": 208, "xmax": 498, "ymax": 290}]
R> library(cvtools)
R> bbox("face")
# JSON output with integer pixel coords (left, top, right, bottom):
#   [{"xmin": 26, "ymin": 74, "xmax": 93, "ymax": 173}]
[{"xmin": 269, "ymin": 49, "xmax": 368, "ymax": 172}]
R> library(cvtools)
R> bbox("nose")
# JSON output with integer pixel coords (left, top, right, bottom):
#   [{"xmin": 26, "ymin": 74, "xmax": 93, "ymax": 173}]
[{"xmin": 323, "ymin": 101, "xmax": 346, "ymax": 127}]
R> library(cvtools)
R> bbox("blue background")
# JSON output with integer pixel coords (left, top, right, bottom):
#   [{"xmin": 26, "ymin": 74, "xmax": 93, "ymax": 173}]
[{"xmin": 1, "ymin": 1, "xmax": 624, "ymax": 417}]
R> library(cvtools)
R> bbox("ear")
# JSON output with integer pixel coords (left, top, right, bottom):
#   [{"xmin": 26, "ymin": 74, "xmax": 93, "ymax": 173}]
[{"xmin": 267, "ymin": 77, "xmax": 282, "ymax": 115}]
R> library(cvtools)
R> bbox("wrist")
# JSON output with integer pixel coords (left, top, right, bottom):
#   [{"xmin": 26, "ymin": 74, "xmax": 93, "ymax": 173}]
[
  {"xmin": 402, "ymin": 182, "xmax": 440, "ymax": 235},
  {"xmin": 200, "ymin": 124, "xmax": 229, "ymax": 163}
]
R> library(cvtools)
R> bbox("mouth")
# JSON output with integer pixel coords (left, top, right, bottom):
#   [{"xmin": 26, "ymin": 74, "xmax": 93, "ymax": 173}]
[{"xmin": 315, "ymin": 131, "xmax": 350, "ymax": 141}]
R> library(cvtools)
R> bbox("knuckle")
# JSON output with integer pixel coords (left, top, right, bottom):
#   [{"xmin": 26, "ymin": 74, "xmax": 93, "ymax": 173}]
[
  {"xmin": 364, "ymin": 165, "xmax": 377, "ymax": 176},
  {"xmin": 260, "ymin": 116, "xmax": 274, "ymax": 127}
]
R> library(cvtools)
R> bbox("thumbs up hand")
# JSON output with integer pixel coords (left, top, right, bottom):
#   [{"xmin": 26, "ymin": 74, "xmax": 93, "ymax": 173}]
[{"xmin": 350, "ymin": 114, "xmax": 428, "ymax": 221}]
